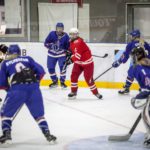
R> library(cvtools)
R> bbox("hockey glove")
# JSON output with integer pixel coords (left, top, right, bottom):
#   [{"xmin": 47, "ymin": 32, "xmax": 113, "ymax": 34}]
[
  {"xmin": 65, "ymin": 57, "xmax": 73, "ymax": 66},
  {"xmin": 62, "ymin": 57, "xmax": 73, "ymax": 73},
  {"xmin": 65, "ymin": 50, "xmax": 73, "ymax": 66},
  {"xmin": 45, "ymin": 43, "xmax": 53, "ymax": 49},
  {"xmin": 112, "ymin": 60, "xmax": 121, "ymax": 68},
  {"xmin": 66, "ymin": 50, "xmax": 72, "ymax": 58}
]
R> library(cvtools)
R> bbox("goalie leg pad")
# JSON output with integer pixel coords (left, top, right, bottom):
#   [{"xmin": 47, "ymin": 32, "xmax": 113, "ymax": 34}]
[{"xmin": 142, "ymin": 98, "xmax": 150, "ymax": 135}]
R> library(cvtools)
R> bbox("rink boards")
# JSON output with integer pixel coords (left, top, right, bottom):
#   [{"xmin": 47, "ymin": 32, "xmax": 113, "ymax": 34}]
[{"xmin": 0, "ymin": 42, "xmax": 139, "ymax": 90}]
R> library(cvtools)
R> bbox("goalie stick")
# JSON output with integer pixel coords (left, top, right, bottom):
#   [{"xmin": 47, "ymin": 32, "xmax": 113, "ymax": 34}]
[
  {"xmin": 108, "ymin": 113, "xmax": 141, "ymax": 141},
  {"xmin": 92, "ymin": 53, "xmax": 108, "ymax": 58}
]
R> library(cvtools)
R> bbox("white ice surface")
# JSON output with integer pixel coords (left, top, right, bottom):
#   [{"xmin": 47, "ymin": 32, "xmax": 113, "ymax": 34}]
[{"xmin": 0, "ymin": 88, "xmax": 146, "ymax": 150}]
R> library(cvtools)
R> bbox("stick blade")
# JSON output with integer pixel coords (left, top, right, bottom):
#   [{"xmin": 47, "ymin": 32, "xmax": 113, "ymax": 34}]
[
  {"xmin": 103, "ymin": 53, "xmax": 108, "ymax": 58},
  {"xmin": 108, "ymin": 134, "xmax": 131, "ymax": 141}
]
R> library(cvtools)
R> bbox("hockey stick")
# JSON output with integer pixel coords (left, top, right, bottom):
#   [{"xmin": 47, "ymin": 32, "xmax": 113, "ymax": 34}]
[
  {"xmin": 12, "ymin": 104, "xmax": 24, "ymax": 121},
  {"xmin": 61, "ymin": 60, "xmax": 70, "ymax": 74},
  {"xmin": 62, "ymin": 53, "xmax": 108, "ymax": 73},
  {"xmin": 94, "ymin": 66, "xmax": 113, "ymax": 81},
  {"xmin": 92, "ymin": 53, "xmax": 108, "ymax": 58},
  {"xmin": 108, "ymin": 113, "xmax": 141, "ymax": 141}
]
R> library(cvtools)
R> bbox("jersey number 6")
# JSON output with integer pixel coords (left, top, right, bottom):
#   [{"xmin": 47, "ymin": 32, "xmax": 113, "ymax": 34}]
[{"xmin": 15, "ymin": 62, "xmax": 26, "ymax": 73}]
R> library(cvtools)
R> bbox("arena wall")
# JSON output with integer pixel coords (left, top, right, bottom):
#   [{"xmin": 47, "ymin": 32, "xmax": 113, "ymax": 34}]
[{"xmin": 2, "ymin": 43, "xmax": 139, "ymax": 90}]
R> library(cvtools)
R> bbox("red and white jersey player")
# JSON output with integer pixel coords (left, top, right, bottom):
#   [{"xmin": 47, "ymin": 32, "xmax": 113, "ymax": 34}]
[{"xmin": 68, "ymin": 28, "xmax": 103, "ymax": 100}]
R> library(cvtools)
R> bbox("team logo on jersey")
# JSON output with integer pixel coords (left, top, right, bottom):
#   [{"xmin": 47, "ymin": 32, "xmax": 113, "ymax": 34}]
[{"xmin": 145, "ymin": 77, "xmax": 150, "ymax": 87}]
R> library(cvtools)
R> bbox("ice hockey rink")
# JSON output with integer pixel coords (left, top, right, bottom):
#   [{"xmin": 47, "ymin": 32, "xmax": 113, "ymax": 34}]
[
  {"xmin": 0, "ymin": 87, "xmax": 147, "ymax": 150},
  {"xmin": 1, "ymin": 0, "xmax": 150, "ymax": 149}
]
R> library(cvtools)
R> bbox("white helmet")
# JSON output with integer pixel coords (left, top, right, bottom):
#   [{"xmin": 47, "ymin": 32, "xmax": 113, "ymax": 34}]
[
  {"xmin": 69, "ymin": 28, "xmax": 79, "ymax": 40},
  {"xmin": 69, "ymin": 27, "xmax": 79, "ymax": 34}
]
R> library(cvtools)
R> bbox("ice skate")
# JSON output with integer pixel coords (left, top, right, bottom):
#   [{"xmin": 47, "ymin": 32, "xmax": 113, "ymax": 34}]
[
  {"xmin": 118, "ymin": 86, "xmax": 130, "ymax": 95},
  {"xmin": 49, "ymin": 82, "xmax": 58, "ymax": 89},
  {"xmin": 95, "ymin": 93, "xmax": 103, "ymax": 99},
  {"xmin": 0, "ymin": 98, "xmax": 2, "ymax": 102},
  {"xmin": 44, "ymin": 131, "xmax": 57, "ymax": 143},
  {"xmin": 68, "ymin": 92, "xmax": 77, "ymax": 100},
  {"xmin": 144, "ymin": 134, "xmax": 150, "ymax": 148},
  {"xmin": 60, "ymin": 82, "xmax": 67, "ymax": 89},
  {"xmin": 0, "ymin": 130, "xmax": 12, "ymax": 144}
]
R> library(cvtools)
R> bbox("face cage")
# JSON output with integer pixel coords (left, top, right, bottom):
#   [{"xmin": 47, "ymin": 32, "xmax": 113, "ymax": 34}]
[{"xmin": 69, "ymin": 33, "xmax": 78, "ymax": 40}]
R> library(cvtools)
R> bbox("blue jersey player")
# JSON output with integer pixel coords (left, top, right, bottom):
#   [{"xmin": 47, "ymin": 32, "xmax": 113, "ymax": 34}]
[
  {"xmin": 112, "ymin": 29, "xmax": 150, "ymax": 94},
  {"xmin": 0, "ymin": 45, "xmax": 56, "ymax": 144},
  {"xmin": 128, "ymin": 46, "xmax": 150, "ymax": 147},
  {"xmin": 44, "ymin": 22, "xmax": 70, "ymax": 89}
]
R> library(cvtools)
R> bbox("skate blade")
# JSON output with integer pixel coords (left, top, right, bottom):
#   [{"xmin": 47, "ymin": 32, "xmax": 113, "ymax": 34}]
[
  {"xmin": 49, "ymin": 86, "xmax": 58, "ymax": 89},
  {"xmin": 47, "ymin": 139, "xmax": 57, "ymax": 145},
  {"xmin": 0, "ymin": 140, "xmax": 12, "ymax": 148},
  {"xmin": 118, "ymin": 92, "xmax": 130, "ymax": 95},
  {"xmin": 143, "ymin": 144, "xmax": 150, "ymax": 149},
  {"xmin": 68, "ymin": 96, "xmax": 76, "ymax": 100},
  {"xmin": 61, "ymin": 87, "xmax": 68, "ymax": 90}
]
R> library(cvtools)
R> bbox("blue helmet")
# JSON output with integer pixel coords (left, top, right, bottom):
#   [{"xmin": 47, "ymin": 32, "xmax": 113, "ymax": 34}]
[
  {"xmin": 56, "ymin": 22, "xmax": 64, "ymax": 29},
  {"xmin": 130, "ymin": 29, "xmax": 141, "ymax": 38},
  {"xmin": 8, "ymin": 44, "xmax": 21, "ymax": 55}
]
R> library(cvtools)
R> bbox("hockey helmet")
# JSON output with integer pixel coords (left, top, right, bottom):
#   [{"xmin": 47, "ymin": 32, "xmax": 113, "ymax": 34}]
[
  {"xmin": 131, "ymin": 46, "xmax": 146, "ymax": 64},
  {"xmin": 56, "ymin": 22, "xmax": 64, "ymax": 35},
  {"xmin": 8, "ymin": 44, "xmax": 21, "ymax": 55},
  {"xmin": 56, "ymin": 22, "xmax": 64, "ymax": 28},
  {"xmin": 69, "ymin": 27, "xmax": 79, "ymax": 40},
  {"xmin": 0, "ymin": 44, "xmax": 8, "ymax": 54},
  {"xmin": 69, "ymin": 27, "xmax": 79, "ymax": 34},
  {"xmin": 130, "ymin": 29, "xmax": 141, "ymax": 38}
]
